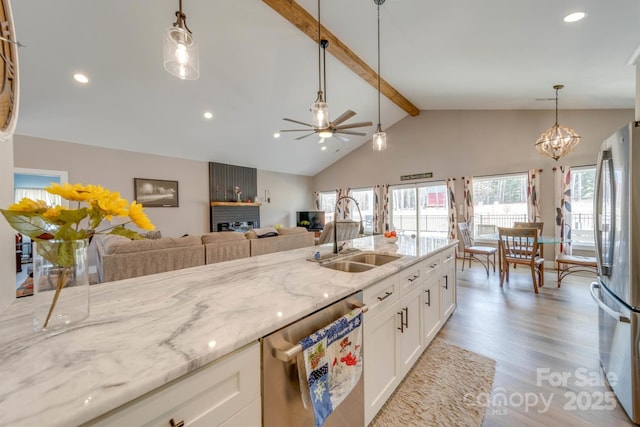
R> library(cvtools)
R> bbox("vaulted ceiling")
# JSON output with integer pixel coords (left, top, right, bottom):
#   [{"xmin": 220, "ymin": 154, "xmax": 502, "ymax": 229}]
[{"xmin": 10, "ymin": 0, "xmax": 640, "ymax": 176}]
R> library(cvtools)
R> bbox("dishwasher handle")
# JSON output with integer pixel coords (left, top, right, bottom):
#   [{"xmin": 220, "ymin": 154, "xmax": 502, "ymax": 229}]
[
  {"xmin": 590, "ymin": 282, "xmax": 630, "ymax": 324},
  {"xmin": 272, "ymin": 302, "xmax": 368, "ymax": 362}
]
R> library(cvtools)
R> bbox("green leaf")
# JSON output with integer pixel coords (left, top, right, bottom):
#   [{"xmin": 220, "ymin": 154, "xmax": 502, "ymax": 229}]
[
  {"xmin": 57, "ymin": 207, "xmax": 89, "ymax": 225},
  {"xmin": 109, "ymin": 225, "xmax": 143, "ymax": 240},
  {"xmin": 54, "ymin": 224, "xmax": 85, "ymax": 241},
  {"xmin": 0, "ymin": 210, "xmax": 51, "ymax": 240}
]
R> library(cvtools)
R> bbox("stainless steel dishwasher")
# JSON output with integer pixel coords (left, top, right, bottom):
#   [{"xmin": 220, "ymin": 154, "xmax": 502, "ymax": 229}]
[{"xmin": 262, "ymin": 291, "xmax": 365, "ymax": 427}]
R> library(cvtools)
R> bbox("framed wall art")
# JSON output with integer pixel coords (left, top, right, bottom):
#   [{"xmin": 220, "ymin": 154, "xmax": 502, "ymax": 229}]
[{"xmin": 134, "ymin": 178, "xmax": 179, "ymax": 207}]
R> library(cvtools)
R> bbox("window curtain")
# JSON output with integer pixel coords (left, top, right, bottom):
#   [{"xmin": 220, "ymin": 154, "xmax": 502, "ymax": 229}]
[
  {"xmin": 15, "ymin": 188, "xmax": 62, "ymax": 206},
  {"xmin": 446, "ymin": 178, "xmax": 457, "ymax": 240},
  {"xmin": 314, "ymin": 191, "xmax": 320, "ymax": 210},
  {"xmin": 463, "ymin": 176, "xmax": 474, "ymax": 236},
  {"xmin": 527, "ymin": 169, "xmax": 542, "ymax": 222},
  {"xmin": 373, "ymin": 184, "xmax": 390, "ymax": 234},
  {"xmin": 336, "ymin": 188, "xmax": 351, "ymax": 220},
  {"xmin": 554, "ymin": 166, "xmax": 572, "ymax": 255}
]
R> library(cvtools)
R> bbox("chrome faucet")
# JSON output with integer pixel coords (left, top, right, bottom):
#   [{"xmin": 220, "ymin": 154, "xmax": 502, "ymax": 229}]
[{"xmin": 333, "ymin": 195, "xmax": 365, "ymax": 254}]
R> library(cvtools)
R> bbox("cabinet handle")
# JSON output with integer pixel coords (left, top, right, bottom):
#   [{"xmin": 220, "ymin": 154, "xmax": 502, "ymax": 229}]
[
  {"xmin": 443, "ymin": 275, "xmax": 448, "ymax": 290},
  {"xmin": 430, "ymin": 264, "xmax": 438, "ymax": 269},
  {"xmin": 403, "ymin": 307, "xmax": 409, "ymax": 328},
  {"xmin": 378, "ymin": 291, "xmax": 393, "ymax": 301},
  {"xmin": 169, "ymin": 419, "xmax": 185, "ymax": 427},
  {"xmin": 397, "ymin": 311, "xmax": 404, "ymax": 333},
  {"xmin": 408, "ymin": 274, "xmax": 420, "ymax": 282},
  {"xmin": 425, "ymin": 288, "xmax": 431, "ymax": 306}
]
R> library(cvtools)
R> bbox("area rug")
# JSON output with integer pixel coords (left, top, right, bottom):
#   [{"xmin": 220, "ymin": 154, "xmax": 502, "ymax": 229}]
[{"xmin": 370, "ymin": 337, "xmax": 496, "ymax": 427}]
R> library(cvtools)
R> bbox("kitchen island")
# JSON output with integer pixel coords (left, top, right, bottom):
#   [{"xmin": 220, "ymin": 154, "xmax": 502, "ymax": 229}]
[{"xmin": 0, "ymin": 235, "xmax": 456, "ymax": 426}]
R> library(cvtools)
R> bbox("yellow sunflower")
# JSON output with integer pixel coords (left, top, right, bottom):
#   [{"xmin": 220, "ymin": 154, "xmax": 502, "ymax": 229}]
[
  {"xmin": 96, "ymin": 191, "xmax": 129, "ymax": 221},
  {"xmin": 8, "ymin": 198, "xmax": 49, "ymax": 213},
  {"xmin": 128, "ymin": 201, "xmax": 155, "ymax": 230}
]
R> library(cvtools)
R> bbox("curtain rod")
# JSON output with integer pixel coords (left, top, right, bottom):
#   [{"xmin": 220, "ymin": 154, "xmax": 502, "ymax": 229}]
[{"xmin": 461, "ymin": 169, "xmax": 542, "ymax": 180}]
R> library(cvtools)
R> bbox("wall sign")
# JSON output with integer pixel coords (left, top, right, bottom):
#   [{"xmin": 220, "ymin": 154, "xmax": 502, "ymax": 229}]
[{"xmin": 400, "ymin": 172, "xmax": 433, "ymax": 181}]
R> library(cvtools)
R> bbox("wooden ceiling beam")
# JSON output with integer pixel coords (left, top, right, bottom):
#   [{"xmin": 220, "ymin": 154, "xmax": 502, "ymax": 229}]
[{"xmin": 262, "ymin": 0, "xmax": 420, "ymax": 117}]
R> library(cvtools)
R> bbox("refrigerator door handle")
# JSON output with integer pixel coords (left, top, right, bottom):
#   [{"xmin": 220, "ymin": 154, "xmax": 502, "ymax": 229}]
[
  {"xmin": 594, "ymin": 150, "xmax": 615, "ymax": 277},
  {"xmin": 590, "ymin": 282, "xmax": 630, "ymax": 323}
]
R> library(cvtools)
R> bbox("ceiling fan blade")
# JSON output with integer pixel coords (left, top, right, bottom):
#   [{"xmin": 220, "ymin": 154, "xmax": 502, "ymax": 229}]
[
  {"xmin": 336, "ymin": 130, "xmax": 367, "ymax": 136},
  {"xmin": 280, "ymin": 129, "xmax": 313, "ymax": 132},
  {"xmin": 317, "ymin": 137, "xmax": 327, "ymax": 144},
  {"xmin": 334, "ymin": 135, "xmax": 349, "ymax": 143},
  {"xmin": 331, "ymin": 110, "xmax": 356, "ymax": 127},
  {"xmin": 333, "ymin": 121, "xmax": 373, "ymax": 130},
  {"xmin": 283, "ymin": 118, "xmax": 313, "ymax": 127},
  {"xmin": 295, "ymin": 132, "xmax": 317, "ymax": 140}
]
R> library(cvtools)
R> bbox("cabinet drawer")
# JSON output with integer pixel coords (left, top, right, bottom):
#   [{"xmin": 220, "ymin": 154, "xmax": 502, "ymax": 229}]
[
  {"xmin": 441, "ymin": 248, "xmax": 455, "ymax": 271},
  {"xmin": 363, "ymin": 275, "xmax": 399, "ymax": 319},
  {"xmin": 399, "ymin": 264, "xmax": 423, "ymax": 297},
  {"xmin": 86, "ymin": 342, "xmax": 261, "ymax": 427},
  {"xmin": 423, "ymin": 256, "xmax": 440, "ymax": 281}
]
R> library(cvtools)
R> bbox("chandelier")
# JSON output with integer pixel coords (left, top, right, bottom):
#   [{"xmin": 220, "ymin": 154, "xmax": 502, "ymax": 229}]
[{"xmin": 535, "ymin": 84, "xmax": 580, "ymax": 161}]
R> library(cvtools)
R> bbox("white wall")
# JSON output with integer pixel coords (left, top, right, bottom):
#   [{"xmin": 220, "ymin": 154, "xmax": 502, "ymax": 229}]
[
  {"xmin": 0, "ymin": 137, "xmax": 14, "ymax": 310},
  {"xmin": 313, "ymin": 109, "xmax": 634, "ymax": 261},
  {"xmin": 257, "ymin": 169, "xmax": 314, "ymax": 228}
]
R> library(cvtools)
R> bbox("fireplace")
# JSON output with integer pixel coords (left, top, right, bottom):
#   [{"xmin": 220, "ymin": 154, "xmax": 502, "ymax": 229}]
[{"xmin": 217, "ymin": 221, "xmax": 255, "ymax": 233}]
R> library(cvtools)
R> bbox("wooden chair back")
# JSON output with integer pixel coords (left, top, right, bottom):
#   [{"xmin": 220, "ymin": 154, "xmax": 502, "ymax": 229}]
[
  {"xmin": 457, "ymin": 222, "xmax": 474, "ymax": 248},
  {"xmin": 513, "ymin": 222, "xmax": 544, "ymax": 235},
  {"xmin": 498, "ymin": 227, "xmax": 540, "ymax": 263}
]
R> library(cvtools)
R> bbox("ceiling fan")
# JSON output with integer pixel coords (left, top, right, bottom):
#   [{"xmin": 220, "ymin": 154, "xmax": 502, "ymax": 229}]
[{"xmin": 280, "ymin": 0, "xmax": 372, "ymax": 143}]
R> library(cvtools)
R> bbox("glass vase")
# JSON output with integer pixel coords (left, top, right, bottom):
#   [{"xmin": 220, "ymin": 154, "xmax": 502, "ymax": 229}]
[{"xmin": 32, "ymin": 239, "xmax": 90, "ymax": 334}]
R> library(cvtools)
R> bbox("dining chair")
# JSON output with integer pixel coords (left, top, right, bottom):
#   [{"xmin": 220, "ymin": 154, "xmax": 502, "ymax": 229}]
[
  {"xmin": 457, "ymin": 222, "xmax": 497, "ymax": 277},
  {"xmin": 513, "ymin": 221, "xmax": 544, "ymax": 260},
  {"xmin": 498, "ymin": 227, "xmax": 545, "ymax": 293}
]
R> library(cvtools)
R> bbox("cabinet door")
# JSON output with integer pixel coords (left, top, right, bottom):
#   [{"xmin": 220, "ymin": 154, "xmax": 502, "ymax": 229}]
[
  {"xmin": 398, "ymin": 285, "xmax": 424, "ymax": 376},
  {"xmin": 440, "ymin": 250, "xmax": 456, "ymax": 320},
  {"xmin": 423, "ymin": 275, "xmax": 442, "ymax": 346},
  {"xmin": 364, "ymin": 301, "xmax": 401, "ymax": 426}
]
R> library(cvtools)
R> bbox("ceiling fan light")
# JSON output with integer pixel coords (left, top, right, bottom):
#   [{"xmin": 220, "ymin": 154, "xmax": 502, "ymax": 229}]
[
  {"xmin": 311, "ymin": 101, "xmax": 330, "ymax": 128},
  {"xmin": 318, "ymin": 129, "xmax": 332, "ymax": 138},
  {"xmin": 373, "ymin": 129, "xmax": 387, "ymax": 151}
]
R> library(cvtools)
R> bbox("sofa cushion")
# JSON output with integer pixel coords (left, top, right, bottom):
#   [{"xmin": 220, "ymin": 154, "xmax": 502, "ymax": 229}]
[
  {"xmin": 278, "ymin": 227, "xmax": 309, "ymax": 236},
  {"xmin": 201, "ymin": 231, "xmax": 246, "ymax": 244},
  {"xmin": 101, "ymin": 234, "xmax": 202, "ymax": 254}
]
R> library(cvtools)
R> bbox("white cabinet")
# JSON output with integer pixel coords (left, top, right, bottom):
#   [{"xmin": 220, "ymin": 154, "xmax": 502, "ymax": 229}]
[
  {"xmin": 423, "ymin": 274, "xmax": 441, "ymax": 346},
  {"xmin": 440, "ymin": 248, "xmax": 456, "ymax": 320},
  {"xmin": 363, "ymin": 246, "xmax": 457, "ymax": 425},
  {"xmin": 86, "ymin": 342, "xmax": 261, "ymax": 427}
]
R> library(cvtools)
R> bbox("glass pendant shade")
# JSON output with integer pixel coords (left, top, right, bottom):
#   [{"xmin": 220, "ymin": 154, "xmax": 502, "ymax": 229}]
[
  {"xmin": 163, "ymin": 26, "xmax": 199, "ymax": 80},
  {"xmin": 535, "ymin": 124, "xmax": 581, "ymax": 161},
  {"xmin": 311, "ymin": 100, "xmax": 329, "ymax": 129},
  {"xmin": 373, "ymin": 127, "xmax": 387, "ymax": 151}
]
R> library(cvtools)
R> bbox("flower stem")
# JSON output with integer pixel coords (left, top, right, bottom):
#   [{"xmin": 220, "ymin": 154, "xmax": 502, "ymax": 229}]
[{"xmin": 42, "ymin": 266, "xmax": 71, "ymax": 329}]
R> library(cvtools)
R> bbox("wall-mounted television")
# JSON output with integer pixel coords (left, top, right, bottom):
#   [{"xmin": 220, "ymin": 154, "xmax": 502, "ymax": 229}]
[{"xmin": 296, "ymin": 211, "xmax": 325, "ymax": 231}]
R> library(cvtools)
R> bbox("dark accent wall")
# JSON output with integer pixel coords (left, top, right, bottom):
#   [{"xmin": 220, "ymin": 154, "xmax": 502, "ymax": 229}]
[
  {"xmin": 209, "ymin": 162, "xmax": 257, "ymax": 202},
  {"xmin": 209, "ymin": 162, "xmax": 260, "ymax": 231}
]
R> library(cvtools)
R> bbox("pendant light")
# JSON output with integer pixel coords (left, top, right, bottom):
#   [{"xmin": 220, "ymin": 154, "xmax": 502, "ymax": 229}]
[
  {"xmin": 535, "ymin": 84, "xmax": 581, "ymax": 161},
  {"xmin": 311, "ymin": 0, "xmax": 329, "ymax": 129},
  {"xmin": 163, "ymin": 0, "xmax": 199, "ymax": 80},
  {"xmin": 372, "ymin": 0, "xmax": 387, "ymax": 151}
]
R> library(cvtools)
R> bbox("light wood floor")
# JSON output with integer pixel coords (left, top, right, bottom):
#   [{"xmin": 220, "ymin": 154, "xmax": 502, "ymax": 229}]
[{"xmin": 438, "ymin": 261, "xmax": 635, "ymax": 427}]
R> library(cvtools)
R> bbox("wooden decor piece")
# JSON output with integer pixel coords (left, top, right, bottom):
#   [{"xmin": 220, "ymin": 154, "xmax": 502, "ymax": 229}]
[{"xmin": 0, "ymin": 0, "xmax": 18, "ymax": 141}]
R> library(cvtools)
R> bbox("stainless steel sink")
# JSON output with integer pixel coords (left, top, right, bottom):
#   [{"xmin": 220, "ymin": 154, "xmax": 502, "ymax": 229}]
[
  {"xmin": 320, "ymin": 252, "xmax": 401, "ymax": 273},
  {"xmin": 345, "ymin": 252, "xmax": 401, "ymax": 266},
  {"xmin": 322, "ymin": 261, "xmax": 375, "ymax": 273}
]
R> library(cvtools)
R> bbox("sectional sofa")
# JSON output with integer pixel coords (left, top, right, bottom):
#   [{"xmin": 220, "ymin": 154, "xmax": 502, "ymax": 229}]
[{"xmin": 95, "ymin": 227, "xmax": 314, "ymax": 283}]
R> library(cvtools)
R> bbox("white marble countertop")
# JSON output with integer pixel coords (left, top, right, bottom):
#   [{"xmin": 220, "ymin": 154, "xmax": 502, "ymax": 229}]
[{"xmin": 0, "ymin": 235, "xmax": 456, "ymax": 427}]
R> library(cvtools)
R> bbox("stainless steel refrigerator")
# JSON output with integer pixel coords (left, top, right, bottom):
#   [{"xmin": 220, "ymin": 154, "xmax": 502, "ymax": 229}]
[{"xmin": 591, "ymin": 121, "xmax": 640, "ymax": 423}]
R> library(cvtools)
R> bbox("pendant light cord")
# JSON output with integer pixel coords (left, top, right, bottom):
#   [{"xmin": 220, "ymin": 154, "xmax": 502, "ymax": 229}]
[
  {"xmin": 555, "ymin": 87, "xmax": 559, "ymax": 126},
  {"xmin": 377, "ymin": 1, "xmax": 381, "ymax": 127},
  {"xmin": 317, "ymin": 0, "xmax": 322, "ymax": 99}
]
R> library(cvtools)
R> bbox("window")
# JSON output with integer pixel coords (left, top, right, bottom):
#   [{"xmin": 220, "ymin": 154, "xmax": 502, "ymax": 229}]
[
  {"xmin": 473, "ymin": 173, "xmax": 528, "ymax": 235},
  {"xmin": 319, "ymin": 192, "xmax": 336, "ymax": 223},
  {"xmin": 570, "ymin": 166, "xmax": 595, "ymax": 247},
  {"xmin": 390, "ymin": 182, "xmax": 448, "ymax": 237},
  {"xmin": 318, "ymin": 189, "xmax": 374, "ymax": 233},
  {"xmin": 350, "ymin": 188, "xmax": 374, "ymax": 234}
]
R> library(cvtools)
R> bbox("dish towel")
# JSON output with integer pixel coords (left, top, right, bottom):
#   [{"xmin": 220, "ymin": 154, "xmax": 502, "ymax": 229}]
[{"xmin": 299, "ymin": 307, "xmax": 363, "ymax": 427}]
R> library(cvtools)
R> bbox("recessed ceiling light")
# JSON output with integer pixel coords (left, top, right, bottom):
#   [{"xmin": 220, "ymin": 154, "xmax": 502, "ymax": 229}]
[
  {"xmin": 203, "ymin": 112, "xmax": 213, "ymax": 119},
  {"xmin": 273, "ymin": 132, "xmax": 280, "ymax": 138},
  {"xmin": 73, "ymin": 73, "xmax": 89, "ymax": 84},
  {"xmin": 563, "ymin": 12, "xmax": 586, "ymax": 23},
  {"xmin": 321, "ymin": 146, "xmax": 327, "ymax": 151}
]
